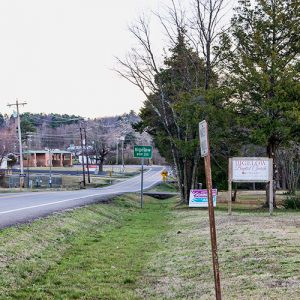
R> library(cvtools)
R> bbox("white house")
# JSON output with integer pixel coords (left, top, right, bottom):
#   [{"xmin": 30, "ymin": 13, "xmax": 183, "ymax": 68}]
[{"xmin": 0, "ymin": 157, "xmax": 8, "ymax": 169}]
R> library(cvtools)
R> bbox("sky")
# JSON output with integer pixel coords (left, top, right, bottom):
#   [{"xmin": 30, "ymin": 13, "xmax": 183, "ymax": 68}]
[{"xmin": 0, "ymin": 0, "xmax": 234, "ymax": 119}]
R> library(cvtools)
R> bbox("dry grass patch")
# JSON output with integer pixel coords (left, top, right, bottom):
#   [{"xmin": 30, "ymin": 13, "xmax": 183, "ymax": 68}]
[{"xmin": 137, "ymin": 203, "xmax": 300, "ymax": 299}]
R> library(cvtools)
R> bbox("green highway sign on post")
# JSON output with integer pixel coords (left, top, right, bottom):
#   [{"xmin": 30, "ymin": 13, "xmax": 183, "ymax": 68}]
[
  {"xmin": 133, "ymin": 145, "xmax": 153, "ymax": 209},
  {"xmin": 134, "ymin": 146, "xmax": 153, "ymax": 159}
]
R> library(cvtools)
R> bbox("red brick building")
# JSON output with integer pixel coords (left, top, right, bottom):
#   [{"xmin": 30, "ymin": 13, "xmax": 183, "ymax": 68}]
[{"xmin": 23, "ymin": 150, "xmax": 73, "ymax": 167}]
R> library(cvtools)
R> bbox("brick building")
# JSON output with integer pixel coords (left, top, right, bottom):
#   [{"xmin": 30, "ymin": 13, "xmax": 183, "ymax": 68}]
[{"xmin": 23, "ymin": 150, "xmax": 73, "ymax": 167}]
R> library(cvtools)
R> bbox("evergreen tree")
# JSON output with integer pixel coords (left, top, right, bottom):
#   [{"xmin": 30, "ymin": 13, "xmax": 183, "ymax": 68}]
[
  {"xmin": 221, "ymin": 0, "xmax": 300, "ymax": 206},
  {"xmin": 136, "ymin": 33, "xmax": 217, "ymax": 202}
]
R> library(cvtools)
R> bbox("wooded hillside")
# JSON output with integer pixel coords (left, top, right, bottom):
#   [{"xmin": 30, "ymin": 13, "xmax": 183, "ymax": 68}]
[{"xmin": 0, "ymin": 111, "xmax": 165, "ymax": 168}]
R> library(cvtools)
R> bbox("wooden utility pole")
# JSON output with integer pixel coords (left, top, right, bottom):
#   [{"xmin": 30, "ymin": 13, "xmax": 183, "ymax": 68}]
[
  {"xmin": 79, "ymin": 125, "xmax": 86, "ymax": 187},
  {"xmin": 120, "ymin": 136, "xmax": 125, "ymax": 172},
  {"xmin": 83, "ymin": 126, "xmax": 91, "ymax": 183},
  {"xmin": 7, "ymin": 99, "xmax": 27, "ymax": 190},
  {"xmin": 199, "ymin": 120, "xmax": 222, "ymax": 300},
  {"xmin": 116, "ymin": 140, "xmax": 119, "ymax": 165},
  {"xmin": 48, "ymin": 148, "xmax": 52, "ymax": 188}
]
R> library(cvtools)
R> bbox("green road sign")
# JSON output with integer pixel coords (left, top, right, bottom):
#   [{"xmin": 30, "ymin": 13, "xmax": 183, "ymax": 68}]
[{"xmin": 134, "ymin": 145, "xmax": 153, "ymax": 159}]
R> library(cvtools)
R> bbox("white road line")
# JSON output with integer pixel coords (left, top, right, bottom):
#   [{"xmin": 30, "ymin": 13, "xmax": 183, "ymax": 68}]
[
  {"xmin": 0, "ymin": 191, "xmax": 66, "ymax": 200},
  {"xmin": 0, "ymin": 168, "xmax": 163, "ymax": 215},
  {"xmin": 0, "ymin": 192, "xmax": 116, "ymax": 215}
]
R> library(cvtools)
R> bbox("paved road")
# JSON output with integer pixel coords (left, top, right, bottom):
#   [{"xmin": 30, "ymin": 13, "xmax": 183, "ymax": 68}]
[
  {"xmin": 11, "ymin": 164, "xmax": 146, "ymax": 176},
  {"xmin": 0, "ymin": 166, "xmax": 163, "ymax": 228}
]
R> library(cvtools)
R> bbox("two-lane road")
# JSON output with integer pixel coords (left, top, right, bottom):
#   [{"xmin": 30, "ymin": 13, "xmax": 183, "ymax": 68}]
[{"xmin": 0, "ymin": 166, "xmax": 164, "ymax": 228}]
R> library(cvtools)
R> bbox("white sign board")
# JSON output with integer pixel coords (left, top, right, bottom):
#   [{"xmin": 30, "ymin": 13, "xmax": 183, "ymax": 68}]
[
  {"xmin": 231, "ymin": 157, "xmax": 270, "ymax": 182},
  {"xmin": 189, "ymin": 189, "xmax": 217, "ymax": 207},
  {"xmin": 199, "ymin": 120, "xmax": 208, "ymax": 157}
]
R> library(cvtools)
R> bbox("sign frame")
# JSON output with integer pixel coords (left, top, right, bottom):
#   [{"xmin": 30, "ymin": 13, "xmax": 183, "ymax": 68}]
[
  {"xmin": 228, "ymin": 157, "xmax": 273, "ymax": 215},
  {"xmin": 133, "ymin": 145, "xmax": 153, "ymax": 159},
  {"xmin": 231, "ymin": 157, "xmax": 271, "ymax": 182},
  {"xmin": 189, "ymin": 189, "xmax": 217, "ymax": 207},
  {"xmin": 133, "ymin": 145, "xmax": 153, "ymax": 209},
  {"xmin": 199, "ymin": 120, "xmax": 209, "ymax": 157}
]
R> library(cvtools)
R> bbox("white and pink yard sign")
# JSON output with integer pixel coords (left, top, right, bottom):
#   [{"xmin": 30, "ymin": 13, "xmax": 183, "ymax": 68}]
[{"xmin": 189, "ymin": 189, "xmax": 217, "ymax": 208}]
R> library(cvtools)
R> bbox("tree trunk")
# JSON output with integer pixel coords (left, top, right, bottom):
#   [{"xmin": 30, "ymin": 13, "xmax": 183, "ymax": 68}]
[
  {"xmin": 265, "ymin": 142, "xmax": 277, "ymax": 208},
  {"xmin": 177, "ymin": 163, "xmax": 186, "ymax": 203},
  {"xmin": 172, "ymin": 147, "xmax": 185, "ymax": 203},
  {"xmin": 184, "ymin": 159, "xmax": 195, "ymax": 204},
  {"xmin": 191, "ymin": 150, "xmax": 200, "ymax": 189},
  {"xmin": 183, "ymin": 159, "xmax": 188, "ymax": 202},
  {"xmin": 98, "ymin": 160, "xmax": 104, "ymax": 173},
  {"xmin": 232, "ymin": 183, "xmax": 238, "ymax": 202},
  {"xmin": 205, "ymin": 43, "xmax": 211, "ymax": 90},
  {"xmin": 173, "ymin": 154, "xmax": 195, "ymax": 205}
]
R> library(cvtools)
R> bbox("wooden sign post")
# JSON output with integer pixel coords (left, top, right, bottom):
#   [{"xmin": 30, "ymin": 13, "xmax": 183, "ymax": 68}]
[{"xmin": 199, "ymin": 120, "xmax": 222, "ymax": 300}]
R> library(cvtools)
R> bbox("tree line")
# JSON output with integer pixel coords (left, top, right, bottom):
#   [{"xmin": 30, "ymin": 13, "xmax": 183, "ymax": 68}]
[
  {"xmin": 0, "ymin": 111, "xmax": 161, "ymax": 172},
  {"xmin": 117, "ymin": 0, "xmax": 300, "ymax": 205}
]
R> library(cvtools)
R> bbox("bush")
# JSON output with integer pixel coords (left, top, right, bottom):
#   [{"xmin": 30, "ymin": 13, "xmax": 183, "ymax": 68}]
[{"xmin": 283, "ymin": 195, "xmax": 300, "ymax": 209}]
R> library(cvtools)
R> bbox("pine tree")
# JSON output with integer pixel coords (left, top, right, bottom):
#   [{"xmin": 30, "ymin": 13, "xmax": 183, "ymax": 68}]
[{"xmin": 222, "ymin": 0, "xmax": 300, "ymax": 206}]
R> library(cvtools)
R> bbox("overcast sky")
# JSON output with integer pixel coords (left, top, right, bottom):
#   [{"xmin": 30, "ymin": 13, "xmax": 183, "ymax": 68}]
[{"xmin": 0, "ymin": 0, "xmax": 234, "ymax": 119}]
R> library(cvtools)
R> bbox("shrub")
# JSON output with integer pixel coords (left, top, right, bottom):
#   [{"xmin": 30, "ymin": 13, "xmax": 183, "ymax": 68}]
[{"xmin": 283, "ymin": 195, "xmax": 300, "ymax": 209}]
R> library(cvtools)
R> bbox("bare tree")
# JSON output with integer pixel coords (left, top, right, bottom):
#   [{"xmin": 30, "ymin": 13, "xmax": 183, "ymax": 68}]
[
  {"xmin": 91, "ymin": 140, "xmax": 110, "ymax": 173},
  {"xmin": 278, "ymin": 144, "xmax": 300, "ymax": 195},
  {"xmin": 190, "ymin": 0, "xmax": 229, "ymax": 89},
  {"xmin": 118, "ymin": 15, "xmax": 183, "ymax": 200},
  {"xmin": 115, "ymin": 1, "xmax": 228, "ymax": 203},
  {"xmin": 87, "ymin": 122, "xmax": 112, "ymax": 173},
  {"xmin": 0, "ymin": 125, "xmax": 18, "ymax": 167}
]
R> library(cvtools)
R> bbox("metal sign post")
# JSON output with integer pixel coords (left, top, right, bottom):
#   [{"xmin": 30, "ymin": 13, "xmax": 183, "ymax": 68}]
[
  {"xmin": 133, "ymin": 146, "xmax": 153, "ymax": 208},
  {"xmin": 199, "ymin": 120, "xmax": 222, "ymax": 300},
  {"xmin": 140, "ymin": 157, "xmax": 144, "ymax": 208}
]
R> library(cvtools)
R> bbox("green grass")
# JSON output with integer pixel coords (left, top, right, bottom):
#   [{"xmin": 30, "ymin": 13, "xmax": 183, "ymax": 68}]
[
  {"xmin": 0, "ymin": 192, "xmax": 300, "ymax": 299},
  {"xmin": 0, "ymin": 195, "xmax": 172, "ymax": 299},
  {"xmin": 149, "ymin": 182, "xmax": 178, "ymax": 193}
]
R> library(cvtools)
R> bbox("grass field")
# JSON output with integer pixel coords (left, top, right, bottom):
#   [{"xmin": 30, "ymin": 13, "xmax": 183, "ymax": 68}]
[{"xmin": 0, "ymin": 192, "xmax": 299, "ymax": 299}]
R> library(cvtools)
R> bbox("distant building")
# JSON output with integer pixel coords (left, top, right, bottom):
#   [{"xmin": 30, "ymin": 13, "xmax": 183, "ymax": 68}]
[
  {"xmin": 0, "ymin": 157, "xmax": 8, "ymax": 169},
  {"xmin": 78, "ymin": 155, "xmax": 97, "ymax": 165},
  {"xmin": 23, "ymin": 150, "xmax": 73, "ymax": 167}
]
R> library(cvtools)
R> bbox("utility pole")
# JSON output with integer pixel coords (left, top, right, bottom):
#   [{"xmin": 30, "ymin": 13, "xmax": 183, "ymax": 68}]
[
  {"xmin": 26, "ymin": 133, "xmax": 34, "ymax": 188},
  {"xmin": 79, "ymin": 125, "xmax": 86, "ymax": 187},
  {"xmin": 120, "ymin": 136, "xmax": 125, "ymax": 172},
  {"xmin": 116, "ymin": 140, "xmax": 119, "ymax": 165},
  {"xmin": 7, "ymin": 99, "xmax": 27, "ymax": 189},
  {"xmin": 84, "ymin": 126, "xmax": 91, "ymax": 183},
  {"xmin": 26, "ymin": 134, "xmax": 30, "ymax": 187},
  {"xmin": 48, "ymin": 148, "xmax": 52, "ymax": 188}
]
